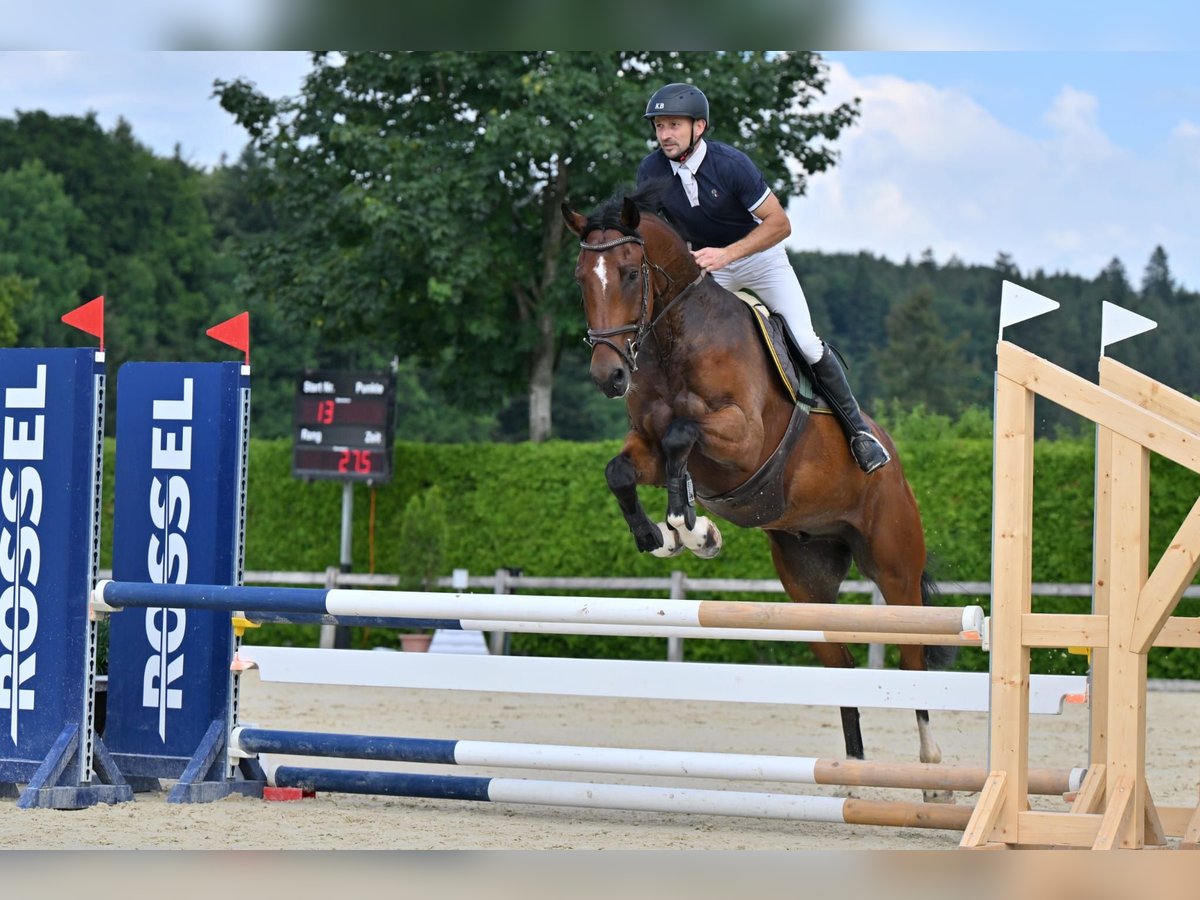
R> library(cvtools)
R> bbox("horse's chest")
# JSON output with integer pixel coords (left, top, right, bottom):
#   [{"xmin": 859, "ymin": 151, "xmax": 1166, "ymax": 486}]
[{"xmin": 634, "ymin": 390, "xmax": 710, "ymax": 437}]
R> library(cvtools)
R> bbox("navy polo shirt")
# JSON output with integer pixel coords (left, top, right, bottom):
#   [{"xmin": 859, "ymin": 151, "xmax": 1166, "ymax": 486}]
[{"xmin": 636, "ymin": 140, "xmax": 772, "ymax": 249}]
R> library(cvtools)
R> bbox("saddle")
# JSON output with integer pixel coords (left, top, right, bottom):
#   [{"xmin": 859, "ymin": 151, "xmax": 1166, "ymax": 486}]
[{"xmin": 731, "ymin": 291, "xmax": 820, "ymax": 409}]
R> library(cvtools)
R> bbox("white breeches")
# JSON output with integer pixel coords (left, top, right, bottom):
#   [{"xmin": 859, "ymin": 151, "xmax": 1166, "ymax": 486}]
[{"xmin": 712, "ymin": 244, "xmax": 824, "ymax": 364}]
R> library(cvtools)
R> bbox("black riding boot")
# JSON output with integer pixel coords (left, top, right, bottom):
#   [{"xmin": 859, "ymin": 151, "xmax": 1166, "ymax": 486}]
[{"xmin": 810, "ymin": 343, "xmax": 891, "ymax": 473}]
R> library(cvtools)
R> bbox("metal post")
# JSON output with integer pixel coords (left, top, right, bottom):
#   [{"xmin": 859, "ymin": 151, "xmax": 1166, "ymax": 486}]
[
  {"xmin": 331, "ymin": 482, "xmax": 354, "ymax": 649},
  {"xmin": 488, "ymin": 568, "xmax": 510, "ymax": 656},
  {"xmin": 318, "ymin": 566, "xmax": 340, "ymax": 649},
  {"xmin": 667, "ymin": 570, "xmax": 686, "ymax": 662},
  {"xmin": 868, "ymin": 584, "xmax": 885, "ymax": 669}
]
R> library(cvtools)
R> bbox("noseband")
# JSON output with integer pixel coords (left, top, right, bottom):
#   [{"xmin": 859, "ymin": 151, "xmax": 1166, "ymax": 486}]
[{"xmin": 579, "ymin": 233, "xmax": 701, "ymax": 372}]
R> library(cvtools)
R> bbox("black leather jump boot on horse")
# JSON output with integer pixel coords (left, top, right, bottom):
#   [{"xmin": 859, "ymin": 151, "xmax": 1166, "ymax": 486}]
[{"xmin": 809, "ymin": 343, "xmax": 891, "ymax": 474}]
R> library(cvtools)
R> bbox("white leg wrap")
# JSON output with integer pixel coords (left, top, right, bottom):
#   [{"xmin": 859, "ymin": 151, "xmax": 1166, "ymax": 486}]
[
  {"xmin": 667, "ymin": 514, "xmax": 723, "ymax": 559},
  {"xmin": 650, "ymin": 522, "xmax": 684, "ymax": 558}
]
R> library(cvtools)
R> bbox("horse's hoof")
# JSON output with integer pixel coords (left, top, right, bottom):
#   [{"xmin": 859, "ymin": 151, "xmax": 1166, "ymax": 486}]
[
  {"xmin": 650, "ymin": 523, "xmax": 683, "ymax": 557},
  {"xmin": 922, "ymin": 789, "xmax": 955, "ymax": 805},
  {"xmin": 690, "ymin": 518, "xmax": 722, "ymax": 559}
]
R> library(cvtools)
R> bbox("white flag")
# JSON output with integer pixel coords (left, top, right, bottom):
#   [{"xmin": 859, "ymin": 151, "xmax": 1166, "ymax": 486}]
[
  {"xmin": 1100, "ymin": 301, "xmax": 1157, "ymax": 353},
  {"xmin": 999, "ymin": 281, "xmax": 1060, "ymax": 338}
]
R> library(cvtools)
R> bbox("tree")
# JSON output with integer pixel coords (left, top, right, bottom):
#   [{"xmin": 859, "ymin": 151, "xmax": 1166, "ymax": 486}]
[
  {"xmin": 0, "ymin": 275, "xmax": 28, "ymax": 348},
  {"xmin": 0, "ymin": 111, "xmax": 282, "ymax": 432},
  {"xmin": 215, "ymin": 51, "xmax": 859, "ymax": 441},
  {"xmin": 872, "ymin": 284, "xmax": 978, "ymax": 416},
  {"xmin": 1099, "ymin": 257, "xmax": 1132, "ymax": 306},
  {"xmin": 0, "ymin": 160, "xmax": 89, "ymax": 345},
  {"xmin": 1141, "ymin": 245, "xmax": 1175, "ymax": 306}
]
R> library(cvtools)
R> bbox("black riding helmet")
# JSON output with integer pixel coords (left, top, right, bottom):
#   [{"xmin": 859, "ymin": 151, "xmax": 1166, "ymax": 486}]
[{"xmin": 643, "ymin": 83, "xmax": 709, "ymax": 122}]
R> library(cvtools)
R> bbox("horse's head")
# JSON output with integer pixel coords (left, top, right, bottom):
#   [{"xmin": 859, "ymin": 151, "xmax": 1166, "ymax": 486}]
[{"xmin": 562, "ymin": 184, "xmax": 696, "ymax": 399}]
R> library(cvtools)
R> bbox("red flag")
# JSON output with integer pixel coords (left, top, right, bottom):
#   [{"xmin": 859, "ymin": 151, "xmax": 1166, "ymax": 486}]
[
  {"xmin": 62, "ymin": 296, "xmax": 105, "ymax": 349},
  {"xmin": 206, "ymin": 311, "xmax": 250, "ymax": 366}
]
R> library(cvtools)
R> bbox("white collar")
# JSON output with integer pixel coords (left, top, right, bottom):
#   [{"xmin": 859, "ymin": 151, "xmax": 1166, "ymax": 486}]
[{"xmin": 669, "ymin": 138, "xmax": 707, "ymax": 175}]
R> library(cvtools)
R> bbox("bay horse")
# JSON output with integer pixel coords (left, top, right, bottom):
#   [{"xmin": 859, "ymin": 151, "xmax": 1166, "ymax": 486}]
[{"xmin": 562, "ymin": 184, "xmax": 955, "ymax": 798}]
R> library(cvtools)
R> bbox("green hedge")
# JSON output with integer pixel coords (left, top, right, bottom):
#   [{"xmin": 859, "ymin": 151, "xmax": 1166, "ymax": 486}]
[{"xmin": 97, "ymin": 433, "xmax": 1200, "ymax": 678}]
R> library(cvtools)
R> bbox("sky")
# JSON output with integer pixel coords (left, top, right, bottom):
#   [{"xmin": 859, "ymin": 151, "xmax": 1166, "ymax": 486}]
[
  {"xmin": 2, "ymin": 46, "xmax": 1200, "ymax": 292},
  {"xmin": 798, "ymin": 51, "xmax": 1200, "ymax": 290}
]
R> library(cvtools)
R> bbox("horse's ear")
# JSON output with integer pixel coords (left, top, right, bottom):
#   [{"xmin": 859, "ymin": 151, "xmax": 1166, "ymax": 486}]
[
  {"xmin": 621, "ymin": 197, "xmax": 641, "ymax": 230},
  {"xmin": 561, "ymin": 203, "xmax": 587, "ymax": 238}
]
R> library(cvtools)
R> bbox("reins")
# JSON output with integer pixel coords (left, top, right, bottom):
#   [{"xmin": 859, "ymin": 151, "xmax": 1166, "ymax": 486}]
[{"xmin": 579, "ymin": 233, "xmax": 704, "ymax": 372}]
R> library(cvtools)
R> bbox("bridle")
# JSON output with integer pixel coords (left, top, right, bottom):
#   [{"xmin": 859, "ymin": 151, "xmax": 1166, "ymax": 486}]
[{"xmin": 579, "ymin": 232, "xmax": 703, "ymax": 372}]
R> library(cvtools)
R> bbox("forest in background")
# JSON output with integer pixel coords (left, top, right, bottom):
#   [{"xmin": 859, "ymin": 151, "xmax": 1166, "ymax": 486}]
[{"xmin": 2, "ymin": 54, "xmax": 1197, "ymax": 445}]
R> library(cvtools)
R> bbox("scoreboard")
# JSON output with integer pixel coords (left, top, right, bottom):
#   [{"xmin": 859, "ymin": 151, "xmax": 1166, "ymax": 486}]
[{"xmin": 292, "ymin": 369, "xmax": 396, "ymax": 483}]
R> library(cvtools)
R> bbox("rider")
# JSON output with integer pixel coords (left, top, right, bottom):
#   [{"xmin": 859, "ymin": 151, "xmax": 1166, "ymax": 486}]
[{"xmin": 636, "ymin": 82, "xmax": 890, "ymax": 474}]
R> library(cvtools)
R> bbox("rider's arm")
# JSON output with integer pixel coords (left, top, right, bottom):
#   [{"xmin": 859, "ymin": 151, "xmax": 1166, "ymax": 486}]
[{"xmin": 692, "ymin": 191, "xmax": 791, "ymax": 273}]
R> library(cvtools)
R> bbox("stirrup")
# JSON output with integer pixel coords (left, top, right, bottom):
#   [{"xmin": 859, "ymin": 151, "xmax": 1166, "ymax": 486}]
[{"xmin": 850, "ymin": 431, "xmax": 890, "ymax": 473}]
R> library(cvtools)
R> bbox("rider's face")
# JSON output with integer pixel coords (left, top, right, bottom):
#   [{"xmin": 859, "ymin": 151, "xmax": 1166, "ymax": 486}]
[{"xmin": 653, "ymin": 116, "xmax": 705, "ymax": 159}]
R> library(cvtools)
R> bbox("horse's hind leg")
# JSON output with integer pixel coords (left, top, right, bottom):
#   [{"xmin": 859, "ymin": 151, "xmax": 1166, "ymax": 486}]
[
  {"xmin": 765, "ymin": 532, "xmax": 866, "ymax": 762},
  {"xmin": 897, "ymin": 639, "xmax": 954, "ymax": 804},
  {"xmin": 661, "ymin": 419, "xmax": 721, "ymax": 558},
  {"xmin": 864, "ymin": 544, "xmax": 955, "ymax": 803}
]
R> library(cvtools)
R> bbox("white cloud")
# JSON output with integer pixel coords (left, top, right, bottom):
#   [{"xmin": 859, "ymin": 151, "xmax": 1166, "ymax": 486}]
[
  {"xmin": 790, "ymin": 60, "xmax": 1200, "ymax": 291},
  {"xmin": 1174, "ymin": 119, "xmax": 1200, "ymax": 139}
]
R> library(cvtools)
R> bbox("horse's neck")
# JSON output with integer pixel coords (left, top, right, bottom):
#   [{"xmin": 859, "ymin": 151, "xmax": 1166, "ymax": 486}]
[{"xmin": 649, "ymin": 278, "xmax": 746, "ymax": 361}]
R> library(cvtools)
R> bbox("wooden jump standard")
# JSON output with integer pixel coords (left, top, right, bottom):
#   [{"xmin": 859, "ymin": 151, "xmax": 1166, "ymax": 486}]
[{"xmin": 963, "ymin": 285, "xmax": 1200, "ymax": 850}]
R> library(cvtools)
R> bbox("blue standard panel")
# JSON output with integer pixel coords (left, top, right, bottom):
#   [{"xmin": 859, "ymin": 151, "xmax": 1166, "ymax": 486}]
[
  {"xmin": 105, "ymin": 362, "xmax": 247, "ymax": 774},
  {"xmin": 0, "ymin": 349, "xmax": 102, "ymax": 778}
]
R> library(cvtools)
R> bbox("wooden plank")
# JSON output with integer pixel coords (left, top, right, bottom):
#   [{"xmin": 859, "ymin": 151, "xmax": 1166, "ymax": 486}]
[
  {"xmin": 1103, "ymin": 434, "xmax": 1150, "ymax": 848},
  {"xmin": 1156, "ymin": 617, "xmax": 1200, "ymax": 648},
  {"xmin": 999, "ymin": 342, "xmax": 1200, "ymax": 473},
  {"xmin": 1016, "ymin": 810, "xmax": 1101, "ymax": 847},
  {"xmin": 1155, "ymin": 805, "xmax": 1197, "ymax": 839},
  {"xmin": 1069, "ymin": 763, "xmax": 1106, "ymax": 814},
  {"xmin": 1131, "ymin": 493, "xmax": 1200, "ymax": 653},
  {"xmin": 960, "ymin": 772, "xmax": 1007, "ymax": 848},
  {"xmin": 1017, "ymin": 811, "xmax": 1101, "ymax": 847},
  {"xmin": 1143, "ymin": 779, "xmax": 1168, "ymax": 846},
  {"xmin": 1092, "ymin": 772, "xmax": 1137, "ymax": 849},
  {"xmin": 1181, "ymin": 800, "xmax": 1200, "ymax": 848},
  {"xmin": 1020, "ymin": 613, "xmax": 1107, "ymax": 648},
  {"xmin": 1091, "ymin": 420, "xmax": 1113, "ymax": 771},
  {"xmin": 1099, "ymin": 356, "xmax": 1200, "ymax": 434},
  {"xmin": 988, "ymin": 372, "xmax": 1035, "ymax": 841}
]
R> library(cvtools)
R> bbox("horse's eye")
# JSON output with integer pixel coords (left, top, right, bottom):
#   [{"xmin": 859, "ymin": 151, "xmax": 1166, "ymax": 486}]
[{"xmin": 625, "ymin": 269, "xmax": 640, "ymax": 284}]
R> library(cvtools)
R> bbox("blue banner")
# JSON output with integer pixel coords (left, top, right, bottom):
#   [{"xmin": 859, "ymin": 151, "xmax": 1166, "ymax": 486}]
[
  {"xmin": 105, "ymin": 362, "xmax": 248, "ymax": 776},
  {"xmin": 0, "ymin": 349, "xmax": 103, "ymax": 780}
]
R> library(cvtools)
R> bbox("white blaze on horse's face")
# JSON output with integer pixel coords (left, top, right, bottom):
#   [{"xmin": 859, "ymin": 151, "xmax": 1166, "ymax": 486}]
[{"xmin": 593, "ymin": 256, "xmax": 608, "ymax": 292}]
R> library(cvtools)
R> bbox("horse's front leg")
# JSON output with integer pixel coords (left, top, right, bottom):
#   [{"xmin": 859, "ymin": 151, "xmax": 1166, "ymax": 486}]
[
  {"xmin": 605, "ymin": 433, "xmax": 683, "ymax": 557},
  {"xmin": 661, "ymin": 419, "xmax": 722, "ymax": 559}
]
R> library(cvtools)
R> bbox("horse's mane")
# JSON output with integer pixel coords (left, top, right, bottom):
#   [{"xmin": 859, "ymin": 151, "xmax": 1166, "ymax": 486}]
[{"xmin": 584, "ymin": 178, "xmax": 688, "ymax": 243}]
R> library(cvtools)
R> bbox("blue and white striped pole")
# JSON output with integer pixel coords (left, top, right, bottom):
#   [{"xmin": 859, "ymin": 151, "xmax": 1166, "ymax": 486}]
[
  {"xmin": 92, "ymin": 580, "xmax": 985, "ymax": 638},
  {"xmin": 232, "ymin": 727, "xmax": 1082, "ymax": 795},
  {"xmin": 263, "ymin": 765, "xmax": 975, "ymax": 830}
]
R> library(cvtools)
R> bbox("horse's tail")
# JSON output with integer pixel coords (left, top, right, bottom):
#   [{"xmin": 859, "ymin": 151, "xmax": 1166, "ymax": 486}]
[{"xmin": 919, "ymin": 570, "xmax": 960, "ymax": 671}]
